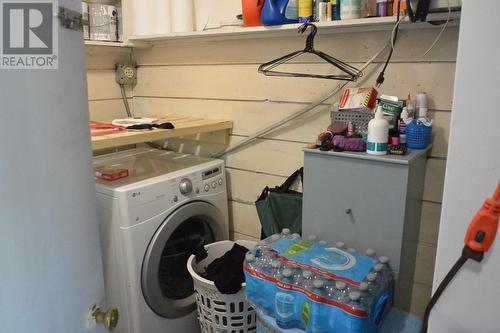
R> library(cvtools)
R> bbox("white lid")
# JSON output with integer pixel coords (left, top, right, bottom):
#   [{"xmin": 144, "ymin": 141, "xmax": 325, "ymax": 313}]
[
  {"xmin": 367, "ymin": 273, "xmax": 377, "ymax": 282},
  {"xmin": 379, "ymin": 256, "xmax": 390, "ymax": 264},
  {"xmin": 365, "ymin": 249, "xmax": 376, "ymax": 257},
  {"xmin": 347, "ymin": 248, "xmax": 357, "ymax": 253},
  {"xmin": 270, "ymin": 234, "xmax": 281, "ymax": 241},
  {"xmin": 303, "ymin": 270, "xmax": 313, "ymax": 279},
  {"xmin": 335, "ymin": 281, "xmax": 347, "ymax": 290},
  {"xmin": 359, "ymin": 282, "xmax": 369, "ymax": 291},
  {"xmin": 282, "ymin": 228, "xmax": 291, "ymax": 235},
  {"xmin": 374, "ymin": 264, "xmax": 384, "ymax": 272},
  {"xmin": 349, "ymin": 291, "xmax": 361, "ymax": 301},
  {"xmin": 308, "ymin": 235, "xmax": 318, "ymax": 241},
  {"xmin": 282, "ymin": 268, "xmax": 293, "ymax": 277},
  {"xmin": 313, "ymin": 279, "xmax": 325, "ymax": 288},
  {"xmin": 336, "ymin": 241, "xmax": 345, "ymax": 249}
]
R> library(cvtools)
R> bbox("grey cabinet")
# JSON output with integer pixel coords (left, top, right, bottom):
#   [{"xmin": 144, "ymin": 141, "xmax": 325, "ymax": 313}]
[{"xmin": 302, "ymin": 148, "xmax": 429, "ymax": 310}]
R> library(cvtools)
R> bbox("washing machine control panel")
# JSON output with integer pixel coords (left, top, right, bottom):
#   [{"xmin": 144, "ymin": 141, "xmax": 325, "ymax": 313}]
[{"xmin": 200, "ymin": 166, "xmax": 224, "ymax": 194}]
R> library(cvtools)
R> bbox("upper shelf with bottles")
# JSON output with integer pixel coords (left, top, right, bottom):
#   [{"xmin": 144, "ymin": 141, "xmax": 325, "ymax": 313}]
[{"xmin": 82, "ymin": 0, "xmax": 461, "ymax": 48}]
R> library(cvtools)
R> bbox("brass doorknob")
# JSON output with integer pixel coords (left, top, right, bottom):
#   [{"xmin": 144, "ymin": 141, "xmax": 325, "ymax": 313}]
[{"xmin": 93, "ymin": 307, "xmax": 119, "ymax": 331}]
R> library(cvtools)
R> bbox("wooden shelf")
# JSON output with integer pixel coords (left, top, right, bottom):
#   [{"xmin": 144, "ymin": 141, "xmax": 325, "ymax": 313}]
[
  {"xmin": 84, "ymin": 40, "xmax": 133, "ymax": 48},
  {"xmin": 91, "ymin": 117, "xmax": 233, "ymax": 151},
  {"xmin": 128, "ymin": 12, "xmax": 460, "ymax": 45}
]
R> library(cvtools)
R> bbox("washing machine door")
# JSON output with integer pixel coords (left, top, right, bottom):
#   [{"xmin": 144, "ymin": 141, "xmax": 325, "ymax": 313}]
[{"xmin": 142, "ymin": 201, "xmax": 224, "ymax": 318}]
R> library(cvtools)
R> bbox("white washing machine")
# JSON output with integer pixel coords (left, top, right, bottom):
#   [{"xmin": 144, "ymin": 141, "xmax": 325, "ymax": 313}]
[{"xmin": 94, "ymin": 148, "xmax": 229, "ymax": 333}]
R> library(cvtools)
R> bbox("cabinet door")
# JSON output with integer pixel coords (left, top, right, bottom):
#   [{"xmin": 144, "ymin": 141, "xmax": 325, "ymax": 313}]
[{"xmin": 302, "ymin": 153, "xmax": 409, "ymax": 273}]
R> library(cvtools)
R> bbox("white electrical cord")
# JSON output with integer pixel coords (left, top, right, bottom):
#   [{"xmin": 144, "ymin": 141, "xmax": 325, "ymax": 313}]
[
  {"xmin": 390, "ymin": 14, "xmax": 408, "ymax": 53},
  {"xmin": 422, "ymin": 0, "xmax": 451, "ymax": 57},
  {"xmin": 390, "ymin": 0, "xmax": 452, "ymax": 57}
]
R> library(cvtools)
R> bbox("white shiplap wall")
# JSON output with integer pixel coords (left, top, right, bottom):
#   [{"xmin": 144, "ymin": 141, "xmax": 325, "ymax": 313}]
[
  {"xmin": 86, "ymin": 26, "xmax": 458, "ymax": 317},
  {"xmin": 86, "ymin": 45, "xmax": 133, "ymax": 121}
]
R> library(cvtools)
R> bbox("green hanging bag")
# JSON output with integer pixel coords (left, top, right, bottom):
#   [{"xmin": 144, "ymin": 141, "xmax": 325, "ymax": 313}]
[{"xmin": 255, "ymin": 168, "xmax": 303, "ymax": 238}]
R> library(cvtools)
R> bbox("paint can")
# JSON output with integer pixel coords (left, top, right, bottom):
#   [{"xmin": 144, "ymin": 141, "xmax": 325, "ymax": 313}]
[{"xmin": 88, "ymin": 4, "xmax": 118, "ymax": 42}]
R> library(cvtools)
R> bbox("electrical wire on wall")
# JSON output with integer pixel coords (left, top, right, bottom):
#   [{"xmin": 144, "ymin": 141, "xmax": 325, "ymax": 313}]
[
  {"xmin": 378, "ymin": 0, "xmax": 452, "ymax": 87},
  {"xmin": 375, "ymin": 0, "xmax": 402, "ymax": 88},
  {"xmin": 120, "ymin": 84, "xmax": 133, "ymax": 118}
]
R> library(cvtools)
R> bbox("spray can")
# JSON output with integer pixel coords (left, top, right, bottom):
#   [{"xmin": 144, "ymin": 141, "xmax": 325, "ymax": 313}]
[
  {"xmin": 299, "ymin": 0, "xmax": 314, "ymax": 22},
  {"xmin": 367, "ymin": 105, "xmax": 389, "ymax": 155}
]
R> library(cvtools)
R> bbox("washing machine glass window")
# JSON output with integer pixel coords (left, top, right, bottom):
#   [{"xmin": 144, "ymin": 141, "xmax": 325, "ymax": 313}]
[
  {"xmin": 142, "ymin": 201, "xmax": 225, "ymax": 319},
  {"xmin": 158, "ymin": 217, "xmax": 214, "ymax": 300}
]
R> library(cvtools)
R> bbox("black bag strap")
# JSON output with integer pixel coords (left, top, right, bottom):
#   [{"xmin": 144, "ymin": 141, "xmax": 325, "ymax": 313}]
[
  {"xmin": 257, "ymin": 186, "xmax": 271, "ymax": 202},
  {"xmin": 279, "ymin": 167, "xmax": 304, "ymax": 192}
]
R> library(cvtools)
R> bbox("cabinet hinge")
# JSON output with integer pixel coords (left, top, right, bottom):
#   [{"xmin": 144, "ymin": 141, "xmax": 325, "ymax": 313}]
[{"xmin": 58, "ymin": 6, "xmax": 83, "ymax": 31}]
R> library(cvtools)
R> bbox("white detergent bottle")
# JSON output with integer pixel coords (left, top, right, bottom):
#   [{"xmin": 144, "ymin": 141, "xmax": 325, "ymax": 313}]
[{"xmin": 367, "ymin": 106, "xmax": 389, "ymax": 155}]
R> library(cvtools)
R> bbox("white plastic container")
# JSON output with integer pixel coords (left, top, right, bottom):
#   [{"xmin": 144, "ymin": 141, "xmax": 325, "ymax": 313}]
[
  {"xmin": 187, "ymin": 240, "xmax": 257, "ymax": 333},
  {"xmin": 341, "ymin": 0, "xmax": 362, "ymax": 20},
  {"xmin": 88, "ymin": 4, "xmax": 118, "ymax": 41},
  {"xmin": 367, "ymin": 106, "xmax": 389, "ymax": 155},
  {"xmin": 170, "ymin": 0, "xmax": 195, "ymax": 33}
]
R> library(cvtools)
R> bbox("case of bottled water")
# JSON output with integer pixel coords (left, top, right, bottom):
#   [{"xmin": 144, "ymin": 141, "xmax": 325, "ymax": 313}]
[{"xmin": 244, "ymin": 230, "xmax": 395, "ymax": 333}]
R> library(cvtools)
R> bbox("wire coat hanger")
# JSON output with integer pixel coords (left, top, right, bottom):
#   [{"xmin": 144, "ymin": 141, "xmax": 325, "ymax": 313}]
[{"xmin": 258, "ymin": 23, "xmax": 362, "ymax": 81}]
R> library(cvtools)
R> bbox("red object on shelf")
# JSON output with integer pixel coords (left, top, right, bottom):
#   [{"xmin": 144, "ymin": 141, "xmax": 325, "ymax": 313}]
[
  {"xmin": 90, "ymin": 121, "xmax": 125, "ymax": 137},
  {"xmin": 94, "ymin": 166, "xmax": 129, "ymax": 181},
  {"xmin": 464, "ymin": 183, "xmax": 500, "ymax": 253},
  {"xmin": 242, "ymin": 0, "xmax": 264, "ymax": 27}
]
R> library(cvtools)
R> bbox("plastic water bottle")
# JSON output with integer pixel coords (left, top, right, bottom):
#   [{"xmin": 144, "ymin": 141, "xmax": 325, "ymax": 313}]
[
  {"xmin": 335, "ymin": 241, "xmax": 346, "ymax": 249},
  {"xmin": 347, "ymin": 291, "xmax": 366, "ymax": 312},
  {"xmin": 357, "ymin": 282, "xmax": 373, "ymax": 310},
  {"xmin": 245, "ymin": 252, "xmax": 257, "ymax": 270},
  {"xmin": 334, "ymin": 281, "xmax": 350, "ymax": 304},
  {"xmin": 306, "ymin": 279, "xmax": 328, "ymax": 333},
  {"xmin": 275, "ymin": 268, "xmax": 298, "ymax": 329},
  {"xmin": 365, "ymin": 273, "xmax": 381, "ymax": 295},
  {"xmin": 265, "ymin": 233, "xmax": 282, "ymax": 246},
  {"xmin": 301, "ymin": 270, "xmax": 314, "ymax": 290},
  {"xmin": 307, "ymin": 235, "xmax": 318, "ymax": 243},
  {"xmin": 365, "ymin": 249, "xmax": 376, "ymax": 258}
]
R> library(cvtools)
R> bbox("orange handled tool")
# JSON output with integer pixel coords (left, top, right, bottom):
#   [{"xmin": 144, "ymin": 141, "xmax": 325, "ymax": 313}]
[
  {"xmin": 464, "ymin": 182, "xmax": 500, "ymax": 253},
  {"xmin": 422, "ymin": 182, "xmax": 500, "ymax": 333}
]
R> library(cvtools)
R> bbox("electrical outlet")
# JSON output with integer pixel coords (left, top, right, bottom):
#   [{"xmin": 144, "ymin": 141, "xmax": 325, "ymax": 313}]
[{"xmin": 115, "ymin": 63, "xmax": 137, "ymax": 85}]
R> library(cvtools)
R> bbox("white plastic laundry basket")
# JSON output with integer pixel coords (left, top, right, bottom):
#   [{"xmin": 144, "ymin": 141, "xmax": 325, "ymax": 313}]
[{"xmin": 187, "ymin": 240, "xmax": 258, "ymax": 333}]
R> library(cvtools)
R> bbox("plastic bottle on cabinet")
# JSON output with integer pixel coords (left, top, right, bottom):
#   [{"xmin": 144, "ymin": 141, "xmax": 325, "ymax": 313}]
[
  {"xmin": 367, "ymin": 105, "xmax": 389, "ymax": 155},
  {"xmin": 399, "ymin": 106, "xmax": 412, "ymax": 145}
]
